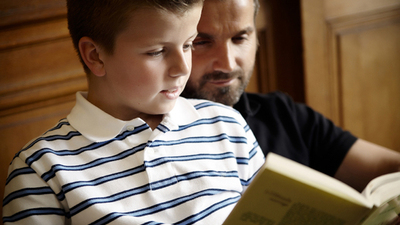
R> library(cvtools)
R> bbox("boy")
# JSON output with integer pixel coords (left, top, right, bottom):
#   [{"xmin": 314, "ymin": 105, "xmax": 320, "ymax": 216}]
[{"xmin": 2, "ymin": 0, "xmax": 264, "ymax": 224}]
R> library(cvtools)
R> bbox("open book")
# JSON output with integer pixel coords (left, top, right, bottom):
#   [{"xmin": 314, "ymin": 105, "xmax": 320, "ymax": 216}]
[{"xmin": 223, "ymin": 152, "xmax": 400, "ymax": 225}]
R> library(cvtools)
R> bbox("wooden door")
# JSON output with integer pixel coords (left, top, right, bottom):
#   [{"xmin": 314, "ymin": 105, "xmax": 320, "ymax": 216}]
[{"xmin": 301, "ymin": 0, "xmax": 400, "ymax": 150}]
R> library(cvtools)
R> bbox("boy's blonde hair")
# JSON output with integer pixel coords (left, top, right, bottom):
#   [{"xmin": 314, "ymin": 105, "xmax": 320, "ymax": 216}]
[{"xmin": 67, "ymin": 0, "xmax": 203, "ymax": 74}]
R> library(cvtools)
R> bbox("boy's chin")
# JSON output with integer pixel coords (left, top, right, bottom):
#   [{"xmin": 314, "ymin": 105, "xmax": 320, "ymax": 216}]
[{"xmin": 150, "ymin": 101, "xmax": 177, "ymax": 115}]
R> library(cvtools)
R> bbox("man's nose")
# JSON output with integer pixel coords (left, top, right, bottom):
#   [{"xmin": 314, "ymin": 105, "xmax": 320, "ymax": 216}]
[{"xmin": 212, "ymin": 43, "xmax": 236, "ymax": 73}]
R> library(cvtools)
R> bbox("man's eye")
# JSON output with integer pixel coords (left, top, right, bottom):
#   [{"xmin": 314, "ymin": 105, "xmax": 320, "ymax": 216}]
[
  {"xmin": 232, "ymin": 36, "xmax": 247, "ymax": 43},
  {"xmin": 193, "ymin": 40, "xmax": 211, "ymax": 46}
]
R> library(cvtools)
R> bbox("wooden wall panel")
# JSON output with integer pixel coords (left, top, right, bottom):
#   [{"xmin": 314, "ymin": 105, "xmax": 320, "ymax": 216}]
[
  {"xmin": 0, "ymin": 39, "xmax": 85, "ymax": 113},
  {"xmin": 325, "ymin": 0, "xmax": 400, "ymax": 18},
  {"xmin": 0, "ymin": 0, "xmax": 66, "ymax": 27},
  {"xmin": 246, "ymin": 0, "xmax": 271, "ymax": 94},
  {"xmin": 0, "ymin": 99, "xmax": 75, "ymax": 220},
  {"xmin": 0, "ymin": 2, "xmax": 86, "ymax": 220},
  {"xmin": 301, "ymin": 0, "xmax": 400, "ymax": 150},
  {"xmin": 340, "ymin": 22, "xmax": 400, "ymax": 149}
]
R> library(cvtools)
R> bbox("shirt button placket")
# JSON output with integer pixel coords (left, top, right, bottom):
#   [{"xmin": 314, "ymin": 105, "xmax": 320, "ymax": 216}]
[{"xmin": 126, "ymin": 125, "xmax": 135, "ymax": 131}]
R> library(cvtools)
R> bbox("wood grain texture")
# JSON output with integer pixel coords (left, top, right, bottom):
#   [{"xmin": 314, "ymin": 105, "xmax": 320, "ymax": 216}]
[{"xmin": 301, "ymin": 0, "xmax": 400, "ymax": 150}]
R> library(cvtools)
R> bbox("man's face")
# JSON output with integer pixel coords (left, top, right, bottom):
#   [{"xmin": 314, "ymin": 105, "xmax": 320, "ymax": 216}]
[{"xmin": 182, "ymin": 0, "xmax": 257, "ymax": 106}]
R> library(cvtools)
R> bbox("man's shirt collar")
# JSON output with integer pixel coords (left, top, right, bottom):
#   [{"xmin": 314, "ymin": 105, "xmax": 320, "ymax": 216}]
[{"xmin": 234, "ymin": 92, "xmax": 261, "ymax": 118}]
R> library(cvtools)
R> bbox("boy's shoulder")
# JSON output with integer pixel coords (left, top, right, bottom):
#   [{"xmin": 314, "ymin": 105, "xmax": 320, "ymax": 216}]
[
  {"xmin": 179, "ymin": 97, "xmax": 246, "ymax": 125},
  {"xmin": 17, "ymin": 118, "xmax": 77, "ymax": 156},
  {"xmin": 182, "ymin": 97, "xmax": 241, "ymax": 115}
]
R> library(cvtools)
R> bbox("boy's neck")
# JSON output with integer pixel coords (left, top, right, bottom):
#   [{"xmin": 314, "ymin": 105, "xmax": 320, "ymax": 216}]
[
  {"xmin": 86, "ymin": 91, "xmax": 163, "ymax": 130},
  {"xmin": 144, "ymin": 114, "xmax": 163, "ymax": 130}
]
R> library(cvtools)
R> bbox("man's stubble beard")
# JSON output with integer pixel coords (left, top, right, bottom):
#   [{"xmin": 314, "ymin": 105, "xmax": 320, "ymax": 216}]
[{"xmin": 181, "ymin": 68, "xmax": 252, "ymax": 106}]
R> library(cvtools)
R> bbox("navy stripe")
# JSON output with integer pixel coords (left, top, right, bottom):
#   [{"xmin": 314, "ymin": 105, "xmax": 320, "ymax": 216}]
[
  {"xmin": 156, "ymin": 124, "xmax": 170, "ymax": 133},
  {"xmin": 236, "ymin": 157, "xmax": 249, "ymax": 165},
  {"xmin": 56, "ymin": 190, "xmax": 66, "ymax": 202},
  {"xmin": 18, "ymin": 120, "xmax": 70, "ymax": 153},
  {"xmin": 143, "ymin": 222, "xmax": 163, "ymax": 225},
  {"xmin": 41, "ymin": 143, "xmax": 147, "ymax": 182},
  {"xmin": 69, "ymin": 171, "xmax": 236, "ymax": 218},
  {"xmin": 193, "ymin": 102, "xmax": 233, "ymax": 112},
  {"xmin": 61, "ymin": 164, "xmax": 146, "ymax": 194},
  {"xmin": 240, "ymin": 166, "xmax": 260, "ymax": 187},
  {"xmin": 236, "ymin": 142, "xmax": 259, "ymax": 165},
  {"xmin": 20, "ymin": 131, "xmax": 81, "ymax": 152},
  {"xmin": 249, "ymin": 141, "xmax": 260, "ymax": 160},
  {"xmin": 177, "ymin": 116, "xmax": 240, "ymax": 131},
  {"xmin": 175, "ymin": 195, "xmax": 240, "ymax": 225},
  {"xmin": 25, "ymin": 124, "xmax": 149, "ymax": 166},
  {"xmin": 58, "ymin": 153, "xmax": 234, "ymax": 199},
  {"xmin": 5, "ymin": 167, "xmax": 36, "ymax": 185},
  {"xmin": 193, "ymin": 101, "xmax": 218, "ymax": 110},
  {"xmin": 58, "ymin": 152, "xmax": 234, "ymax": 199},
  {"xmin": 68, "ymin": 184, "xmax": 151, "ymax": 217},
  {"xmin": 89, "ymin": 189, "xmax": 227, "ymax": 225},
  {"xmin": 145, "ymin": 152, "xmax": 235, "ymax": 168},
  {"xmin": 151, "ymin": 170, "xmax": 239, "ymax": 190},
  {"xmin": 45, "ymin": 120, "xmax": 70, "ymax": 133},
  {"xmin": 149, "ymin": 133, "xmax": 247, "ymax": 148},
  {"xmin": 3, "ymin": 187, "xmax": 54, "ymax": 206},
  {"xmin": 2, "ymin": 208, "xmax": 65, "ymax": 223},
  {"xmin": 244, "ymin": 124, "xmax": 250, "ymax": 132}
]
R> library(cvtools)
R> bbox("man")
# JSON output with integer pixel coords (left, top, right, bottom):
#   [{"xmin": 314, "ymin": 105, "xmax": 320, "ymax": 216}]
[{"xmin": 181, "ymin": 0, "xmax": 400, "ymax": 192}]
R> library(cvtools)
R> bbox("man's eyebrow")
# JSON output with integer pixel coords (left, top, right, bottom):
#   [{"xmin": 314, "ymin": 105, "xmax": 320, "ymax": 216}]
[
  {"xmin": 235, "ymin": 26, "xmax": 255, "ymax": 36},
  {"xmin": 196, "ymin": 32, "xmax": 213, "ymax": 39},
  {"xmin": 196, "ymin": 26, "xmax": 255, "ymax": 39}
]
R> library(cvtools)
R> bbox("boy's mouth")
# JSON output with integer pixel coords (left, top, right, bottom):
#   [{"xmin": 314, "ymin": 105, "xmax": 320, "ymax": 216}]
[
  {"xmin": 165, "ymin": 88, "xmax": 178, "ymax": 93},
  {"xmin": 161, "ymin": 87, "xmax": 180, "ymax": 99}
]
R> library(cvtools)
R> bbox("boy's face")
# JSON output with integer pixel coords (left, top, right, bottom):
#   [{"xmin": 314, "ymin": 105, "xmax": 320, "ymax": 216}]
[{"xmin": 91, "ymin": 5, "xmax": 202, "ymax": 120}]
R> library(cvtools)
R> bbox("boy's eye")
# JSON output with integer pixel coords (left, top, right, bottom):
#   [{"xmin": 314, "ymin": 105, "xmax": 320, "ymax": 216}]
[
  {"xmin": 183, "ymin": 43, "xmax": 193, "ymax": 51},
  {"xmin": 147, "ymin": 49, "xmax": 164, "ymax": 57}
]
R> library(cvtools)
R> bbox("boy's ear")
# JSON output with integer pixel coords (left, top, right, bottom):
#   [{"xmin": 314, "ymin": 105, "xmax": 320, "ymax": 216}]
[{"xmin": 79, "ymin": 37, "xmax": 106, "ymax": 77}]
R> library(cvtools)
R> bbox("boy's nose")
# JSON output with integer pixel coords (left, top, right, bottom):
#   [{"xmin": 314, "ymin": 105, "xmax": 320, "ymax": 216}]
[
  {"xmin": 212, "ymin": 42, "xmax": 236, "ymax": 73},
  {"xmin": 169, "ymin": 51, "xmax": 190, "ymax": 77}
]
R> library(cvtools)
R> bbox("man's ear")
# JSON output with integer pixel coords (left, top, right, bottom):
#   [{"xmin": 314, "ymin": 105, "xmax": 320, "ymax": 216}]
[{"xmin": 79, "ymin": 37, "xmax": 106, "ymax": 77}]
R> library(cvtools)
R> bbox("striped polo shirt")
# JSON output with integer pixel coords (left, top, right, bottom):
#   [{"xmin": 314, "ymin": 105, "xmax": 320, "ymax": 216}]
[{"xmin": 3, "ymin": 92, "xmax": 264, "ymax": 225}]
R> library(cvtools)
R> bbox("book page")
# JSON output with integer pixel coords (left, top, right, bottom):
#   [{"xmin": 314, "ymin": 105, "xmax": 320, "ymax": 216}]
[
  {"xmin": 360, "ymin": 172, "xmax": 400, "ymax": 225},
  {"xmin": 223, "ymin": 153, "xmax": 373, "ymax": 225},
  {"xmin": 265, "ymin": 153, "xmax": 373, "ymax": 208},
  {"xmin": 362, "ymin": 172, "xmax": 400, "ymax": 205}
]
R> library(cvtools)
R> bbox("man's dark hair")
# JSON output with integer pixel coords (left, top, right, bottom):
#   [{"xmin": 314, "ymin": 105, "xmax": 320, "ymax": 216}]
[{"xmin": 67, "ymin": 0, "xmax": 203, "ymax": 74}]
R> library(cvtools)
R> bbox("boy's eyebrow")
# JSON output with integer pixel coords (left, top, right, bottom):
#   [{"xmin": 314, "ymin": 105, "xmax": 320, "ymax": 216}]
[{"xmin": 189, "ymin": 32, "xmax": 199, "ymax": 40}]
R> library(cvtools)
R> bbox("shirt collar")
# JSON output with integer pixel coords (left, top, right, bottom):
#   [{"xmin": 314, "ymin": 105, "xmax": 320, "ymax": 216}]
[
  {"xmin": 67, "ymin": 92, "xmax": 201, "ymax": 142},
  {"xmin": 234, "ymin": 92, "xmax": 261, "ymax": 118}
]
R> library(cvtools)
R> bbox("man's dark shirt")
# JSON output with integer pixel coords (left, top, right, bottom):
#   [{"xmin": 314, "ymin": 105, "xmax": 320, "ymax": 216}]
[{"xmin": 234, "ymin": 91, "xmax": 358, "ymax": 176}]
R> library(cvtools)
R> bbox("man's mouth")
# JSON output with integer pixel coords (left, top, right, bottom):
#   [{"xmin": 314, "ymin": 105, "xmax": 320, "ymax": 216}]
[
  {"xmin": 202, "ymin": 71, "xmax": 241, "ymax": 87},
  {"xmin": 208, "ymin": 78, "xmax": 236, "ymax": 86}
]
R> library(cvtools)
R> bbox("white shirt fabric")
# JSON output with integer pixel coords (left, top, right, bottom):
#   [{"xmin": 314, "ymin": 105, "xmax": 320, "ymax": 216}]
[{"xmin": 3, "ymin": 92, "xmax": 264, "ymax": 225}]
